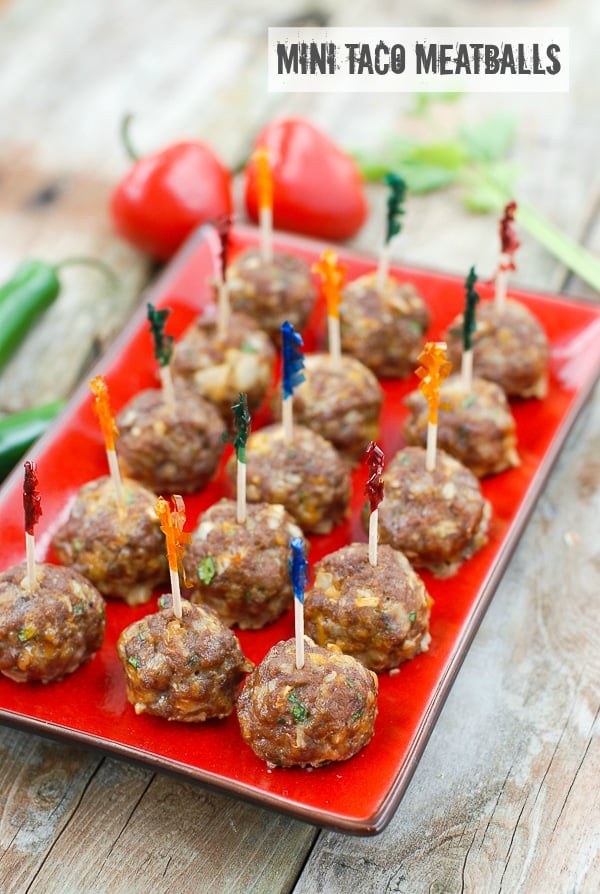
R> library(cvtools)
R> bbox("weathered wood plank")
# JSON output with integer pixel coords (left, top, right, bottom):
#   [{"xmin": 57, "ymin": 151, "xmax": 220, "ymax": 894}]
[
  {"xmin": 25, "ymin": 761, "xmax": 317, "ymax": 894},
  {"xmin": 292, "ymin": 391, "xmax": 600, "ymax": 893},
  {"xmin": 0, "ymin": 727, "xmax": 105, "ymax": 892}
]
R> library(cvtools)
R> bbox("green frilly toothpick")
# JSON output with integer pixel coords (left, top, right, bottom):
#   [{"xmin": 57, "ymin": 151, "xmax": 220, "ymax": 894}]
[
  {"xmin": 147, "ymin": 303, "xmax": 174, "ymax": 367},
  {"xmin": 223, "ymin": 392, "xmax": 251, "ymax": 523},
  {"xmin": 384, "ymin": 172, "xmax": 407, "ymax": 245},
  {"xmin": 147, "ymin": 303, "xmax": 176, "ymax": 408},
  {"xmin": 461, "ymin": 266, "xmax": 479, "ymax": 391},
  {"xmin": 377, "ymin": 172, "xmax": 407, "ymax": 289}
]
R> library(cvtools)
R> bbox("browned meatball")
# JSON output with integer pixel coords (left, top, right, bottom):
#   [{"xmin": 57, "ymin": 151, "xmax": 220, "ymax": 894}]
[
  {"xmin": 227, "ymin": 424, "xmax": 351, "ymax": 534},
  {"xmin": 52, "ymin": 476, "xmax": 168, "ymax": 605},
  {"xmin": 445, "ymin": 299, "xmax": 549, "ymax": 398},
  {"xmin": 340, "ymin": 272, "xmax": 430, "ymax": 378},
  {"xmin": 0, "ymin": 562, "xmax": 105, "ymax": 683},
  {"xmin": 237, "ymin": 637, "xmax": 378, "ymax": 768},
  {"xmin": 116, "ymin": 598, "xmax": 252, "ymax": 722},
  {"xmin": 116, "ymin": 384, "xmax": 225, "ymax": 494},
  {"xmin": 369, "ymin": 446, "xmax": 491, "ymax": 577},
  {"xmin": 304, "ymin": 543, "xmax": 432, "ymax": 672},
  {"xmin": 171, "ymin": 311, "xmax": 275, "ymax": 417},
  {"xmin": 183, "ymin": 499, "xmax": 304, "ymax": 629},
  {"xmin": 403, "ymin": 374, "xmax": 519, "ymax": 477},
  {"xmin": 272, "ymin": 353, "xmax": 383, "ymax": 459},
  {"xmin": 226, "ymin": 248, "xmax": 316, "ymax": 339}
]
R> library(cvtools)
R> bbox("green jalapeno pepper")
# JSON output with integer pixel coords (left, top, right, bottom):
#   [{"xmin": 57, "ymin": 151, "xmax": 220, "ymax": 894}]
[
  {"xmin": 0, "ymin": 256, "xmax": 116, "ymax": 371},
  {"xmin": 0, "ymin": 261, "xmax": 61, "ymax": 370},
  {"xmin": 0, "ymin": 400, "xmax": 65, "ymax": 481}
]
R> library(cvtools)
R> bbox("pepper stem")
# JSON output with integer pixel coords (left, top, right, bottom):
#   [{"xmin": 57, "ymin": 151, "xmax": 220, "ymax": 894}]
[
  {"xmin": 54, "ymin": 257, "xmax": 118, "ymax": 287},
  {"xmin": 119, "ymin": 113, "xmax": 139, "ymax": 162}
]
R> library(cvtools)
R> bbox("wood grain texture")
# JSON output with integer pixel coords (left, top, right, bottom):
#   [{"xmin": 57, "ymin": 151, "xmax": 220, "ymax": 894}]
[
  {"xmin": 293, "ymin": 396, "xmax": 600, "ymax": 894},
  {"xmin": 0, "ymin": 1, "xmax": 598, "ymax": 893}
]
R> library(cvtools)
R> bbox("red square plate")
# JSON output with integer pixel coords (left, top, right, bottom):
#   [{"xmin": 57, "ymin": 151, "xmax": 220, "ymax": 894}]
[{"xmin": 0, "ymin": 224, "xmax": 598, "ymax": 835}]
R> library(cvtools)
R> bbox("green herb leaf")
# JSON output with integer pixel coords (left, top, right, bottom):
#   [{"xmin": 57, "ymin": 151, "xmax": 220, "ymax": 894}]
[
  {"xmin": 459, "ymin": 115, "xmax": 516, "ymax": 163},
  {"xmin": 397, "ymin": 163, "xmax": 459, "ymax": 194},
  {"xmin": 405, "ymin": 141, "xmax": 468, "ymax": 170},
  {"xmin": 287, "ymin": 690, "xmax": 308, "ymax": 723},
  {"xmin": 517, "ymin": 202, "xmax": 600, "ymax": 293},
  {"xmin": 127, "ymin": 655, "xmax": 139, "ymax": 670},
  {"xmin": 408, "ymin": 611, "xmax": 417, "ymax": 624},
  {"xmin": 198, "ymin": 556, "xmax": 216, "ymax": 586},
  {"xmin": 407, "ymin": 92, "xmax": 463, "ymax": 117}
]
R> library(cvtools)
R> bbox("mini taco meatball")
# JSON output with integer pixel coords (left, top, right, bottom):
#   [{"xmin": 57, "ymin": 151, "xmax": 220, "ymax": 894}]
[
  {"xmin": 403, "ymin": 374, "xmax": 519, "ymax": 477},
  {"xmin": 445, "ymin": 298, "xmax": 549, "ymax": 398},
  {"xmin": 272, "ymin": 353, "xmax": 383, "ymax": 459},
  {"xmin": 116, "ymin": 598, "xmax": 252, "ymax": 722},
  {"xmin": 52, "ymin": 476, "xmax": 168, "ymax": 605},
  {"xmin": 183, "ymin": 499, "xmax": 304, "ymax": 629},
  {"xmin": 171, "ymin": 311, "xmax": 275, "ymax": 417},
  {"xmin": 116, "ymin": 383, "xmax": 225, "ymax": 494},
  {"xmin": 227, "ymin": 423, "xmax": 351, "ymax": 534},
  {"xmin": 0, "ymin": 562, "xmax": 105, "ymax": 683},
  {"xmin": 237, "ymin": 636, "xmax": 378, "ymax": 768},
  {"xmin": 340, "ymin": 272, "xmax": 430, "ymax": 378},
  {"xmin": 304, "ymin": 543, "xmax": 432, "ymax": 672},
  {"xmin": 226, "ymin": 248, "xmax": 316, "ymax": 340},
  {"xmin": 368, "ymin": 446, "xmax": 491, "ymax": 577}
]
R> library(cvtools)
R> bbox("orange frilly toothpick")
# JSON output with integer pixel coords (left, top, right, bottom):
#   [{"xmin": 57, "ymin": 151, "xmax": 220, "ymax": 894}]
[
  {"xmin": 415, "ymin": 342, "xmax": 452, "ymax": 471},
  {"xmin": 254, "ymin": 146, "xmax": 273, "ymax": 263},
  {"xmin": 89, "ymin": 375, "xmax": 118, "ymax": 451},
  {"xmin": 89, "ymin": 375, "xmax": 123, "ymax": 505},
  {"xmin": 312, "ymin": 248, "xmax": 346, "ymax": 364},
  {"xmin": 155, "ymin": 494, "xmax": 191, "ymax": 620}
]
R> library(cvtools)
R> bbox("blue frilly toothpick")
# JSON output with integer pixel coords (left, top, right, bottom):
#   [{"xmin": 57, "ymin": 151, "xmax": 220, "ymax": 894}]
[{"xmin": 289, "ymin": 536, "xmax": 308, "ymax": 668}]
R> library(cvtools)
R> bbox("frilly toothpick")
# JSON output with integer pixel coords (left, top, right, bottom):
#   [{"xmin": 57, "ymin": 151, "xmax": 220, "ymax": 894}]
[
  {"xmin": 364, "ymin": 442, "xmax": 385, "ymax": 567},
  {"xmin": 23, "ymin": 461, "xmax": 42, "ymax": 590},
  {"xmin": 254, "ymin": 147, "xmax": 273, "ymax": 264},
  {"xmin": 155, "ymin": 494, "xmax": 190, "ymax": 621},
  {"xmin": 223, "ymin": 393, "xmax": 251, "ymax": 524},
  {"xmin": 289, "ymin": 536, "xmax": 308, "ymax": 669},
  {"xmin": 377, "ymin": 172, "xmax": 406, "ymax": 290},
  {"xmin": 147, "ymin": 303, "xmax": 175, "ymax": 410},
  {"xmin": 312, "ymin": 248, "xmax": 346, "ymax": 366},
  {"xmin": 215, "ymin": 215, "xmax": 232, "ymax": 338},
  {"xmin": 280, "ymin": 321, "xmax": 305, "ymax": 443},
  {"xmin": 495, "ymin": 200, "xmax": 520, "ymax": 314},
  {"xmin": 461, "ymin": 267, "xmax": 480, "ymax": 394},
  {"xmin": 415, "ymin": 342, "xmax": 452, "ymax": 472},
  {"xmin": 89, "ymin": 375, "xmax": 124, "ymax": 507}
]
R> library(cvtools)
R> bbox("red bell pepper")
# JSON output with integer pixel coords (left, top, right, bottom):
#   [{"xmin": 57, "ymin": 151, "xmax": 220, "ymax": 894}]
[
  {"xmin": 244, "ymin": 118, "xmax": 368, "ymax": 242},
  {"xmin": 110, "ymin": 118, "xmax": 233, "ymax": 261}
]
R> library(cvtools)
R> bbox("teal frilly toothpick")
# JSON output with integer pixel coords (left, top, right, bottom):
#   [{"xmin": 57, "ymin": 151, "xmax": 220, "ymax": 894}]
[
  {"xmin": 377, "ymin": 172, "xmax": 407, "ymax": 289},
  {"xmin": 147, "ymin": 303, "xmax": 176, "ymax": 408},
  {"xmin": 223, "ymin": 392, "xmax": 251, "ymax": 523},
  {"xmin": 461, "ymin": 266, "xmax": 480, "ymax": 391}
]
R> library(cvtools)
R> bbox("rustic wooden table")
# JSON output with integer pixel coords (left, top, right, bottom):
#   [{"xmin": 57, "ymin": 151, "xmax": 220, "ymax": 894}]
[{"xmin": 1, "ymin": 1, "xmax": 598, "ymax": 892}]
